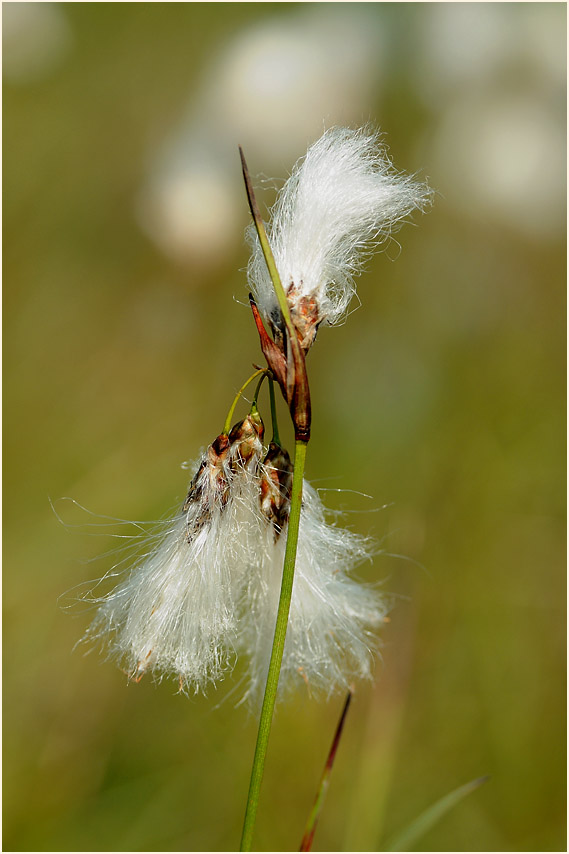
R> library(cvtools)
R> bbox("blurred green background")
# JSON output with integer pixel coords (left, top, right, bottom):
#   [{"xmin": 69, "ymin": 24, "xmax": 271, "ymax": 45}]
[{"xmin": 3, "ymin": 3, "xmax": 566, "ymax": 851}]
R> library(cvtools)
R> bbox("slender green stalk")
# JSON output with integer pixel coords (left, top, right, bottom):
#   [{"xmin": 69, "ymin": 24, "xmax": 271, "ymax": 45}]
[
  {"xmin": 240, "ymin": 438, "xmax": 308, "ymax": 852},
  {"xmin": 223, "ymin": 368, "xmax": 266, "ymax": 435},
  {"xmin": 251, "ymin": 372, "xmax": 268, "ymax": 413},
  {"xmin": 299, "ymin": 691, "xmax": 353, "ymax": 852}
]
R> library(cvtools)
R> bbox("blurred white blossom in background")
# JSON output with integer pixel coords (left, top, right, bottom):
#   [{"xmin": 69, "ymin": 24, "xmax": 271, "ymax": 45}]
[
  {"xmin": 2, "ymin": 2, "xmax": 72, "ymax": 83},
  {"xmin": 415, "ymin": 3, "xmax": 565, "ymax": 240},
  {"xmin": 135, "ymin": 5, "xmax": 384, "ymax": 267},
  {"xmin": 428, "ymin": 93, "xmax": 565, "ymax": 240},
  {"xmin": 137, "ymin": 2, "xmax": 565, "ymax": 266},
  {"xmin": 416, "ymin": 2, "xmax": 565, "ymax": 101}
]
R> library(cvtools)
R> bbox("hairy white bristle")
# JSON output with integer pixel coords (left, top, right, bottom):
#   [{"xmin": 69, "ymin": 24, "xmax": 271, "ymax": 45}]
[
  {"xmin": 82, "ymin": 446, "xmax": 388, "ymax": 701},
  {"xmin": 247, "ymin": 126, "xmax": 432, "ymax": 345},
  {"xmin": 82, "ymin": 421, "xmax": 265, "ymax": 696},
  {"xmin": 239, "ymin": 479, "xmax": 388, "ymax": 705}
]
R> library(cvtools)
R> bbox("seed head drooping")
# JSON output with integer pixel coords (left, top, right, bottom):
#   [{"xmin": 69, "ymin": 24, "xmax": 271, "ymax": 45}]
[
  {"xmin": 247, "ymin": 126, "xmax": 433, "ymax": 351},
  {"xmin": 83, "ymin": 413, "xmax": 265, "ymax": 695},
  {"xmin": 240, "ymin": 442, "xmax": 388, "ymax": 705}
]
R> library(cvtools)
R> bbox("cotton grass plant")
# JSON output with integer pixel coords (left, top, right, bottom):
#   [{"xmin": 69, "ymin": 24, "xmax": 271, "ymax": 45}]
[{"xmin": 79, "ymin": 126, "xmax": 433, "ymax": 850}]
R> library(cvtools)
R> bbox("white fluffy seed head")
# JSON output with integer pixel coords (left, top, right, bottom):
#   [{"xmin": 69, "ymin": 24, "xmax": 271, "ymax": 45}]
[
  {"xmin": 239, "ymin": 478, "xmax": 388, "ymax": 706},
  {"xmin": 82, "ymin": 417, "xmax": 388, "ymax": 702},
  {"xmin": 247, "ymin": 126, "xmax": 433, "ymax": 348},
  {"xmin": 82, "ymin": 420, "xmax": 265, "ymax": 695}
]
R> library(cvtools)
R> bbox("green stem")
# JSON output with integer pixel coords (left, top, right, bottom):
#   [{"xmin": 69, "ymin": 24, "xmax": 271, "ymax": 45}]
[
  {"xmin": 251, "ymin": 372, "xmax": 268, "ymax": 414},
  {"xmin": 240, "ymin": 438, "xmax": 308, "ymax": 852},
  {"xmin": 223, "ymin": 369, "xmax": 266, "ymax": 435},
  {"xmin": 268, "ymin": 377, "xmax": 281, "ymax": 446}
]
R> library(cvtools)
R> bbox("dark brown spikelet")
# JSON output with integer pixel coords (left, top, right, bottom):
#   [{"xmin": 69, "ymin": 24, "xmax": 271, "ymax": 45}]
[
  {"xmin": 183, "ymin": 433, "xmax": 231, "ymax": 538},
  {"xmin": 260, "ymin": 442, "xmax": 294, "ymax": 539},
  {"xmin": 183, "ymin": 412, "xmax": 265, "ymax": 542}
]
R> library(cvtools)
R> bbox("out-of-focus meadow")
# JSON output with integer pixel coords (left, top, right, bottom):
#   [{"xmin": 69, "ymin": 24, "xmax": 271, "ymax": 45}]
[{"xmin": 3, "ymin": 3, "xmax": 566, "ymax": 851}]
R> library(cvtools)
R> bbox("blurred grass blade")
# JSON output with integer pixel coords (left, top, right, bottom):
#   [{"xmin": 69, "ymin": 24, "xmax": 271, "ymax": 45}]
[
  {"xmin": 385, "ymin": 775, "xmax": 489, "ymax": 852},
  {"xmin": 299, "ymin": 691, "xmax": 352, "ymax": 852}
]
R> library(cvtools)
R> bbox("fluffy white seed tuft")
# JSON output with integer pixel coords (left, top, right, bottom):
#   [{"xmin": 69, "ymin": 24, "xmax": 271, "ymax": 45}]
[
  {"xmin": 82, "ymin": 416, "xmax": 388, "ymax": 702},
  {"xmin": 83, "ymin": 418, "xmax": 265, "ymax": 695},
  {"xmin": 240, "ymin": 477, "xmax": 388, "ymax": 705},
  {"xmin": 247, "ymin": 126, "xmax": 433, "ymax": 348}
]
